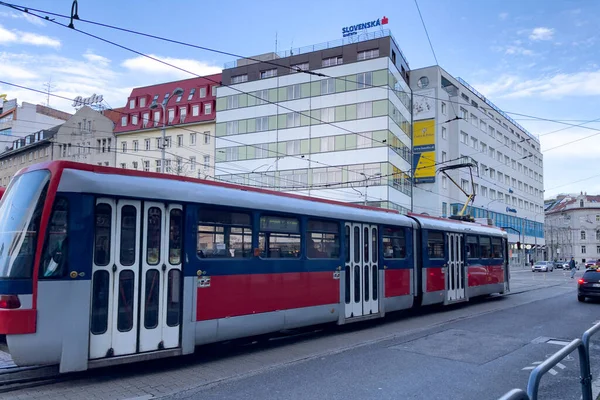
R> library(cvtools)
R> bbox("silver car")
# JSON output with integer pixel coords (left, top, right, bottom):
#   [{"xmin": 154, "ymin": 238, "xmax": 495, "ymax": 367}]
[{"xmin": 532, "ymin": 261, "xmax": 554, "ymax": 272}]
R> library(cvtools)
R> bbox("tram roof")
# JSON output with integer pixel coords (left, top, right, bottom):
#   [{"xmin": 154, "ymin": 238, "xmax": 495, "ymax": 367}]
[
  {"xmin": 409, "ymin": 213, "xmax": 508, "ymax": 237},
  {"xmin": 20, "ymin": 161, "xmax": 417, "ymax": 228}
]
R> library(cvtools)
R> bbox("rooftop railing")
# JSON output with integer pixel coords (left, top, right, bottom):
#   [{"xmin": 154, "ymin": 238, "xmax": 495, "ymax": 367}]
[{"xmin": 224, "ymin": 29, "xmax": 408, "ymax": 69}]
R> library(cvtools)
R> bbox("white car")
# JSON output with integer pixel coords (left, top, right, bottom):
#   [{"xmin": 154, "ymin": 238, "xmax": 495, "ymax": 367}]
[{"xmin": 532, "ymin": 261, "xmax": 553, "ymax": 272}]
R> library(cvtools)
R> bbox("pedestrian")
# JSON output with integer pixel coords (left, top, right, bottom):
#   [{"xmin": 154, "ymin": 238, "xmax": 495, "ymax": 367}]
[{"xmin": 570, "ymin": 257, "xmax": 577, "ymax": 279}]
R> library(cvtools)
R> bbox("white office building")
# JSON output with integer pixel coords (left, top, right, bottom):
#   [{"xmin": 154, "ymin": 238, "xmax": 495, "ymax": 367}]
[
  {"xmin": 410, "ymin": 66, "xmax": 545, "ymax": 262},
  {"xmin": 215, "ymin": 30, "xmax": 413, "ymax": 213}
]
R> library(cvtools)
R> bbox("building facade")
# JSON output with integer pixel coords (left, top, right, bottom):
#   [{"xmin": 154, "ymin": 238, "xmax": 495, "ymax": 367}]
[
  {"xmin": 409, "ymin": 66, "xmax": 545, "ymax": 262},
  {"xmin": 0, "ymin": 107, "xmax": 118, "ymax": 186},
  {"xmin": 215, "ymin": 30, "xmax": 413, "ymax": 213},
  {"xmin": 114, "ymin": 75, "xmax": 220, "ymax": 178},
  {"xmin": 0, "ymin": 98, "xmax": 71, "ymax": 138},
  {"xmin": 545, "ymin": 193, "xmax": 600, "ymax": 264}
]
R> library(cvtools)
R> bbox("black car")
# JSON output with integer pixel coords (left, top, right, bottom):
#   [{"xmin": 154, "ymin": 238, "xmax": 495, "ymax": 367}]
[{"xmin": 578, "ymin": 269, "xmax": 600, "ymax": 302}]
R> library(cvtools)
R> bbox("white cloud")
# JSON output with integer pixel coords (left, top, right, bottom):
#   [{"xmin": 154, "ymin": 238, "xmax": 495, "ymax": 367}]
[
  {"xmin": 0, "ymin": 24, "xmax": 60, "ymax": 48},
  {"xmin": 19, "ymin": 32, "xmax": 60, "ymax": 48},
  {"xmin": 1, "ymin": 64, "xmax": 38, "ymax": 80},
  {"xmin": 499, "ymin": 12, "xmax": 509, "ymax": 20},
  {"xmin": 473, "ymin": 70, "xmax": 600, "ymax": 100},
  {"xmin": 529, "ymin": 27, "xmax": 554, "ymax": 41},
  {"xmin": 121, "ymin": 54, "xmax": 221, "ymax": 79},
  {"xmin": 83, "ymin": 51, "xmax": 111, "ymax": 65},
  {"xmin": 504, "ymin": 46, "xmax": 534, "ymax": 56},
  {"xmin": 0, "ymin": 11, "xmax": 45, "ymax": 26}
]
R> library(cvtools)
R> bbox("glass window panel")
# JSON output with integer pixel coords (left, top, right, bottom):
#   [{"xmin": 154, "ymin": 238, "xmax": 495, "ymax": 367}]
[
  {"xmin": 466, "ymin": 235, "xmax": 479, "ymax": 259},
  {"xmin": 383, "ymin": 227, "xmax": 406, "ymax": 259},
  {"xmin": 41, "ymin": 197, "xmax": 69, "ymax": 278},
  {"xmin": 480, "ymin": 237, "xmax": 492, "ymax": 259},
  {"xmin": 90, "ymin": 270, "xmax": 110, "ymax": 335},
  {"xmin": 144, "ymin": 270, "xmax": 160, "ymax": 329},
  {"xmin": 353, "ymin": 226, "xmax": 360, "ymax": 263},
  {"xmin": 169, "ymin": 209, "xmax": 183, "ymax": 264},
  {"xmin": 167, "ymin": 269, "xmax": 181, "ymax": 327},
  {"xmin": 120, "ymin": 206, "xmax": 137, "ymax": 266},
  {"xmin": 94, "ymin": 204, "xmax": 112, "ymax": 266},
  {"xmin": 427, "ymin": 232, "xmax": 444, "ymax": 258},
  {"xmin": 146, "ymin": 207, "xmax": 162, "ymax": 265},
  {"xmin": 117, "ymin": 270, "xmax": 135, "ymax": 332},
  {"xmin": 259, "ymin": 232, "xmax": 301, "ymax": 258}
]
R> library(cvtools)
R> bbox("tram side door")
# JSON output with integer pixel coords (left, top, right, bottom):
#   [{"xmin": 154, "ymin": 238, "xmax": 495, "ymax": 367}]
[
  {"xmin": 89, "ymin": 199, "xmax": 183, "ymax": 360},
  {"xmin": 445, "ymin": 233, "xmax": 466, "ymax": 303},
  {"xmin": 344, "ymin": 223, "xmax": 379, "ymax": 319}
]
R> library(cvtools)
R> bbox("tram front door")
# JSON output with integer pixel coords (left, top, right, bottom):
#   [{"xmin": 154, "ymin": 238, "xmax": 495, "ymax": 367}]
[
  {"xmin": 344, "ymin": 223, "xmax": 379, "ymax": 319},
  {"xmin": 89, "ymin": 198, "xmax": 184, "ymax": 359},
  {"xmin": 445, "ymin": 232, "xmax": 466, "ymax": 304}
]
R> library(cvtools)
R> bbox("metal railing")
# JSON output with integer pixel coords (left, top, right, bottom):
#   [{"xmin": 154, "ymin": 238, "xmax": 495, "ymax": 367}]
[
  {"xmin": 224, "ymin": 29, "xmax": 409, "ymax": 69},
  {"xmin": 498, "ymin": 321, "xmax": 600, "ymax": 400}
]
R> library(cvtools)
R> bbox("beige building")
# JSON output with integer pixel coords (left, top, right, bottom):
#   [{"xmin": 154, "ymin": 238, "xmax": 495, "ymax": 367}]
[{"xmin": 0, "ymin": 106, "xmax": 118, "ymax": 186}]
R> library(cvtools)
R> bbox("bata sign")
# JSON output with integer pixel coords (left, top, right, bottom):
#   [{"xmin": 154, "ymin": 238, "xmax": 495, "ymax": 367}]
[
  {"xmin": 72, "ymin": 94, "xmax": 104, "ymax": 107},
  {"xmin": 342, "ymin": 16, "xmax": 388, "ymax": 37}
]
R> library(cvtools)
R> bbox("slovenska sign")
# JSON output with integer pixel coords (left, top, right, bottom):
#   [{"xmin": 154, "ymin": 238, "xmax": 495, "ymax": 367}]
[{"xmin": 342, "ymin": 16, "xmax": 388, "ymax": 37}]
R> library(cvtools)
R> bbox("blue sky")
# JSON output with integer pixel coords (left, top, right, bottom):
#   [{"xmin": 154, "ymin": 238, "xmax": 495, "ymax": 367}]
[{"xmin": 1, "ymin": 0, "xmax": 599, "ymax": 197}]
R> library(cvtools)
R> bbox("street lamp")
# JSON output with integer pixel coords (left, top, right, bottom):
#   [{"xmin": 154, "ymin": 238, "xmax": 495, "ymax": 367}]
[
  {"xmin": 359, "ymin": 172, "xmax": 382, "ymax": 205},
  {"xmin": 149, "ymin": 87, "xmax": 184, "ymax": 173}
]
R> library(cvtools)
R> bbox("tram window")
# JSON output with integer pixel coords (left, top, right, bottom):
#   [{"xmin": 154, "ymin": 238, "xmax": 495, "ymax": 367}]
[
  {"xmin": 94, "ymin": 203, "xmax": 112, "ymax": 267},
  {"xmin": 169, "ymin": 209, "xmax": 183, "ymax": 264},
  {"xmin": 117, "ymin": 270, "xmax": 135, "ymax": 332},
  {"xmin": 353, "ymin": 226, "xmax": 360, "ymax": 263},
  {"xmin": 40, "ymin": 197, "xmax": 69, "ymax": 279},
  {"xmin": 491, "ymin": 238, "xmax": 502, "ymax": 258},
  {"xmin": 90, "ymin": 270, "xmax": 110, "ymax": 335},
  {"xmin": 259, "ymin": 215, "xmax": 300, "ymax": 258},
  {"xmin": 144, "ymin": 270, "xmax": 160, "ymax": 329},
  {"xmin": 466, "ymin": 235, "xmax": 480, "ymax": 259},
  {"xmin": 363, "ymin": 227, "xmax": 369, "ymax": 263},
  {"xmin": 307, "ymin": 219, "xmax": 339, "ymax": 259},
  {"xmin": 383, "ymin": 227, "xmax": 406, "ymax": 259},
  {"xmin": 427, "ymin": 232, "xmax": 444, "ymax": 259},
  {"xmin": 345, "ymin": 226, "xmax": 350, "ymax": 263},
  {"xmin": 146, "ymin": 207, "xmax": 162, "ymax": 265},
  {"xmin": 480, "ymin": 237, "xmax": 492, "ymax": 259},
  {"xmin": 166, "ymin": 269, "xmax": 181, "ymax": 327},
  {"xmin": 372, "ymin": 228, "xmax": 378, "ymax": 263},
  {"xmin": 197, "ymin": 208, "xmax": 253, "ymax": 258},
  {"xmin": 120, "ymin": 206, "xmax": 137, "ymax": 266}
]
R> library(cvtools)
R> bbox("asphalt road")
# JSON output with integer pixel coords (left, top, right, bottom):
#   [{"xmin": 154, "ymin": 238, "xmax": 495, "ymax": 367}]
[
  {"xmin": 166, "ymin": 268, "xmax": 600, "ymax": 400},
  {"xmin": 3, "ymin": 267, "xmax": 596, "ymax": 400}
]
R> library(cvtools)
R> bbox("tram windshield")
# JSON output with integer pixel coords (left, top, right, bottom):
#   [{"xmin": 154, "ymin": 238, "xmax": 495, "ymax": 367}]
[{"xmin": 0, "ymin": 170, "xmax": 50, "ymax": 279}]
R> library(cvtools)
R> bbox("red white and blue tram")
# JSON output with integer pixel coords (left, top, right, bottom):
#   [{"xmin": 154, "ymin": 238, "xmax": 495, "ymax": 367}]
[{"xmin": 0, "ymin": 161, "xmax": 509, "ymax": 372}]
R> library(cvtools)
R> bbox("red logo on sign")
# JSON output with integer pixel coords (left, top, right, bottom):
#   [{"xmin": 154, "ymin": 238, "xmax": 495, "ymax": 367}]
[{"xmin": 382, "ymin": 16, "xmax": 389, "ymax": 25}]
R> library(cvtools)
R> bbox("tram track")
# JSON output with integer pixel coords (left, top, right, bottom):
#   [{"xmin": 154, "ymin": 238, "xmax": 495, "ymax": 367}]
[{"xmin": 0, "ymin": 364, "xmax": 62, "ymax": 393}]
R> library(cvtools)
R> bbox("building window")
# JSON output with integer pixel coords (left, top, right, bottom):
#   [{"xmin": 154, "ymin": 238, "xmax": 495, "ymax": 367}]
[
  {"xmin": 356, "ymin": 72, "xmax": 373, "ymax": 89},
  {"xmin": 129, "ymin": 99, "xmax": 135, "ymax": 109},
  {"xmin": 287, "ymin": 112, "xmax": 301, "ymax": 128},
  {"xmin": 177, "ymin": 135, "xmax": 183, "ymax": 147},
  {"xmin": 322, "ymin": 56, "xmax": 342, "ymax": 67},
  {"xmin": 290, "ymin": 62, "xmax": 309, "ymax": 72},
  {"xmin": 460, "ymin": 107, "xmax": 468, "ymax": 120},
  {"xmin": 199, "ymin": 87, "xmax": 206, "ymax": 98},
  {"xmin": 168, "ymin": 108, "xmax": 175, "ymax": 123},
  {"xmin": 132, "ymin": 161, "xmax": 138, "ymax": 170},
  {"xmin": 442, "ymin": 126, "xmax": 447, "ymax": 139},
  {"xmin": 154, "ymin": 111, "xmax": 161, "ymax": 126},
  {"xmin": 205, "ymin": 103, "xmax": 212, "ymax": 114},
  {"xmin": 133, "ymin": 140, "xmax": 139, "ymax": 152},
  {"xmin": 143, "ymin": 161, "xmax": 150, "ymax": 172},
  {"xmin": 192, "ymin": 105, "xmax": 199, "ymax": 116},
  {"xmin": 256, "ymin": 116, "xmax": 269, "ymax": 132},
  {"xmin": 190, "ymin": 156, "xmax": 196, "ymax": 171},
  {"xmin": 211, "ymin": 86, "xmax": 217, "ymax": 96},
  {"xmin": 190, "ymin": 132, "xmax": 196, "ymax": 145},
  {"xmin": 120, "ymin": 163, "xmax": 126, "ymax": 169},
  {"xmin": 139, "ymin": 97, "xmax": 146, "ymax": 108},
  {"xmin": 132, "ymin": 115, "xmax": 138, "ymax": 125},
  {"xmin": 442, "ymin": 176, "xmax": 447, "ymax": 189},
  {"xmin": 122, "ymin": 142, "xmax": 127, "ymax": 153},
  {"xmin": 187, "ymin": 89, "xmax": 196, "ymax": 101},
  {"xmin": 145, "ymin": 139, "xmax": 150, "ymax": 151},
  {"xmin": 357, "ymin": 49, "xmax": 379, "ymax": 60},
  {"xmin": 155, "ymin": 160, "xmax": 161, "ymax": 173},
  {"xmin": 180, "ymin": 107, "xmax": 187, "ymax": 123},
  {"xmin": 441, "ymin": 102, "xmax": 447, "ymax": 115},
  {"xmin": 287, "ymin": 84, "xmax": 301, "ymax": 100},
  {"xmin": 442, "ymin": 202, "xmax": 447, "ymax": 217},
  {"xmin": 204, "ymin": 132, "xmax": 210, "ymax": 144},
  {"xmin": 227, "ymin": 95, "xmax": 239, "ymax": 109},
  {"xmin": 357, "ymin": 102, "xmax": 372, "ymax": 118},
  {"xmin": 121, "ymin": 116, "xmax": 127, "ymax": 126},
  {"xmin": 321, "ymin": 78, "xmax": 335, "ymax": 94},
  {"xmin": 582, "ymin": 245, "xmax": 587, "ymax": 254},
  {"xmin": 581, "ymin": 231, "xmax": 586, "ymax": 240},
  {"xmin": 260, "ymin": 69, "xmax": 277, "ymax": 79},
  {"xmin": 231, "ymin": 74, "xmax": 248, "ymax": 84},
  {"xmin": 142, "ymin": 112, "xmax": 149, "ymax": 128},
  {"xmin": 203, "ymin": 155, "xmax": 210, "ymax": 169},
  {"xmin": 165, "ymin": 137, "xmax": 171, "ymax": 148},
  {"xmin": 441, "ymin": 151, "xmax": 447, "ymax": 163}
]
